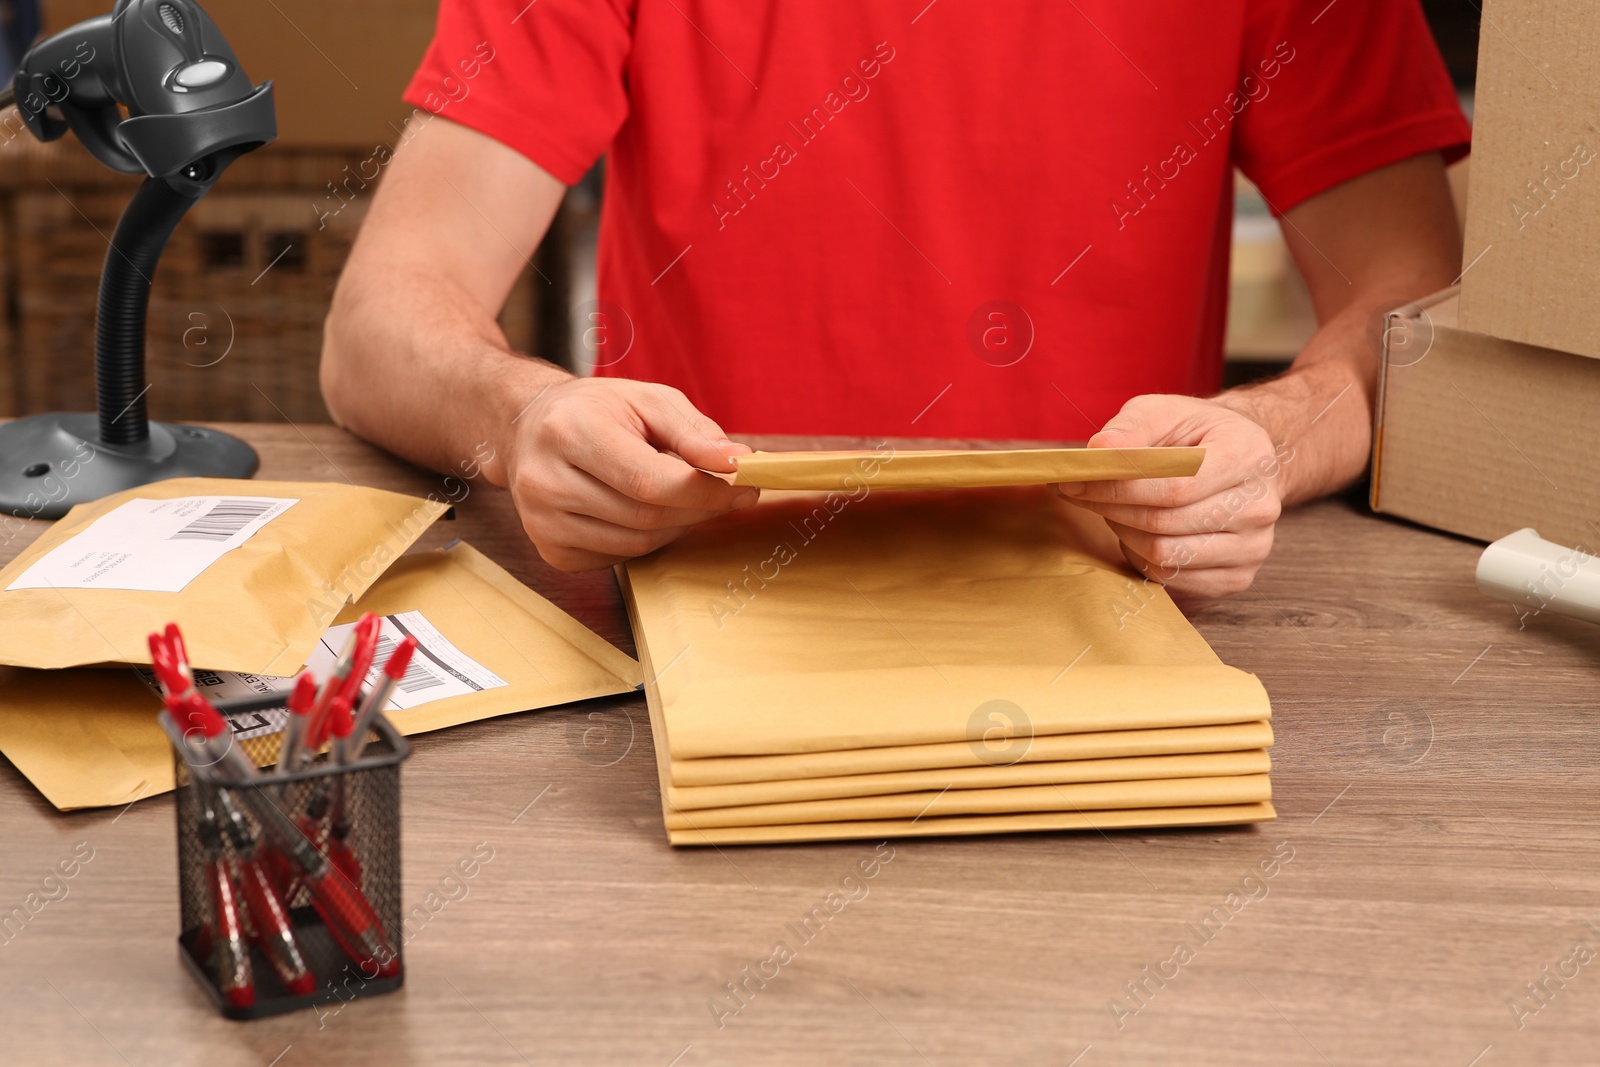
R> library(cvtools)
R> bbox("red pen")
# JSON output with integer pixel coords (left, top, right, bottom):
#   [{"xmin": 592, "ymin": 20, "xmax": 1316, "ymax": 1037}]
[
  {"xmin": 343, "ymin": 635, "xmax": 417, "ymax": 764},
  {"xmin": 310, "ymin": 633, "xmax": 420, "ymax": 889},
  {"xmin": 172, "ymin": 689, "xmax": 309, "ymax": 928},
  {"xmin": 308, "ymin": 613, "xmax": 379, "ymax": 750},
  {"xmin": 253, "ymin": 782, "xmax": 399, "ymax": 979},
  {"xmin": 165, "ymin": 622, "xmax": 190, "ymax": 677},
  {"xmin": 151, "ymin": 626, "xmax": 257, "ymax": 779},
  {"xmin": 306, "ymin": 690, "xmax": 350, "ymax": 768},
  {"xmin": 337, "ymin": 614, "xmax": 382, "ymax": 709},
  {"xmin": 166, "ymin": 690, "xmax": 257, "ymax": 783},
  {"xmin": 275, "ymin": 672, "xmax": 319, "ymax": 775},
  {"xmin": 214, "ymin": 790, "xmax": 314, "ymax": 996},
  {"xmin": 301, "ymin": 691, "xmax": 353, "ymax": 845},
  {"xmin": 174, "ymin": 693, "xmax": 397, "ymax": 978},
  {"xmin": 324, "ymin": 692, "xmax": 354, "ymax": 752},
  {"xmin": 303, "ymin": 693, "xmax": 363, "ymax": 884},
  {"xmin": 148, "ymin": 624, "xmax": 195, "ymax": 701},
  {"xmin": 209, "ymin": 860, "xmax": 254, "ymax": 1007},
  {"xmin": 296, "ymin": 793, "xmax": 361, "ymax": 889},
  {"xmin": 197, "ymin": 792, "xmax": 254, "ymax": 1008},
  {"xmin": 283, "ymin": 684, "xmax": 356, "ymax": 904},
  {"xmin": 151, "ymin": 624, "xmax": 400, "ymax": 986}
]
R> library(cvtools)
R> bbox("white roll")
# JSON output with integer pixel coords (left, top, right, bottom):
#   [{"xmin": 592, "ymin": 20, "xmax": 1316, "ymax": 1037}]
[{"xmin": 1475, "ymin": 528, "xmax": 1600, "ymax": 626}]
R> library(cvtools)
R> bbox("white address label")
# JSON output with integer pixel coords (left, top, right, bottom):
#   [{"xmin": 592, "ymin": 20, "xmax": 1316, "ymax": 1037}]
[
  {"xmin": 7, "ymin": 495, "xmax": 299, "ymax": 593},
  {"xmin": 309, "ymin": 611, "xmax": 509, "ymax": 711},
  {"xmin": 135, "ymin": 609, "xmax": 508, "ymax": 739}
]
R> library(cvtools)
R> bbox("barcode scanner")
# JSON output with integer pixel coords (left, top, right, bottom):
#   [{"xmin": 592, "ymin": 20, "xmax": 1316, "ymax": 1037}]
[{"xmin": 0, "ymin": 0, "xmax": 277, "ymax": 520}]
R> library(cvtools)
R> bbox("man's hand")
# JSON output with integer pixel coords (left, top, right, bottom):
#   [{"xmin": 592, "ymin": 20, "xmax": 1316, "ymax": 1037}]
[
  {"xmin": 1057, "ymin": 151, "xmax": 1464, "ymax": 597},
  {"xmin": 1057, "ymin": 394, "xmax": 1286, "ymax": 597},
  {"xmin": 321, "ymin": 119, "xmax": 759, "ymax": 572},
  {"xmin": 507, "ymin": 378, "xmax": 760, "ymax": 571}
]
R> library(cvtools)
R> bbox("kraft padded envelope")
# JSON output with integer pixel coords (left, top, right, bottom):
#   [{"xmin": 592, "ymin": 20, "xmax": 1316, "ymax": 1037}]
[
  {"xmin": 623, "ymin": 486, "xmax": 1272, "ymax": 761},
  {"xmin": 621, "ymin": 484, "xmax": 1275, "ymax": 845},
  {"xmin": 662, "ymin": 774, "xmax": 1272, "ymax": 830},
  {"xmin": 667, "ymin": 749, "xmax": 1271, "ymax": 810},
  {"xmin": 731, "ymin": 446, "xmax": 1205, "ymax": 490},
  {"xmin": 667, "ymin": 802, "xmax": 1277, "ymax": 846},
  {"xmin": 0, "ymin": 478, "xmax": 447, "ymax": 674},
  {"xmin": 0, "ymin": 542, "xmax": 641, "ymax": 810},
  {"xmin": 670, "ymin": 720, "xmax": 1274, "ymax": 786}
]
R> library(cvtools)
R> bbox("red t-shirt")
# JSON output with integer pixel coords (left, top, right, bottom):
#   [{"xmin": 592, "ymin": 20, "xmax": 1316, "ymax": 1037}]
[{"xmin": 405, "ymin": 1, "xmax": 1469, "ymax": 440}]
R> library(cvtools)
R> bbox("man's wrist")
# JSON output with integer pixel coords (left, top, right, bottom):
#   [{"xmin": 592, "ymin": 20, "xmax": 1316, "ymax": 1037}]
[
  {"xmin": 1212, "ymin": 384, "xmax": 1301, "ymax": 502},
  {"xmin": 476, "ymin": 355, "xmax": 574, "ymax": 488},
  {"xmin": 1214, "ymin": 361, "xmax": 1372, "ymax": 505}
]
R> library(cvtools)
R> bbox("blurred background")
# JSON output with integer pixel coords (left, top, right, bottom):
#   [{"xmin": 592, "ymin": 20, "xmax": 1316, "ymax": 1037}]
[{"xmin": 0, "ymin": 0, "xmax": 1480, "ymax": 424}]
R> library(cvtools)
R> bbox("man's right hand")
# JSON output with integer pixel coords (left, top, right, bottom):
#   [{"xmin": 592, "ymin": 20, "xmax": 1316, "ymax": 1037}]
[
  {"xmin": 320, "ymin": 118, "xmax": 754, "ymax": 572},
  {"xmin": 506, "ymin": 377, "xmax": 760, "ymax": 571}
]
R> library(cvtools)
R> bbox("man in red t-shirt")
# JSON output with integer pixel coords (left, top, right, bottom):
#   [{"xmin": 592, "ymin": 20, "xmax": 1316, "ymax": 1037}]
[{"xmin": 321, "ymin": 0, "xmax": 1468, "ymax": 595}]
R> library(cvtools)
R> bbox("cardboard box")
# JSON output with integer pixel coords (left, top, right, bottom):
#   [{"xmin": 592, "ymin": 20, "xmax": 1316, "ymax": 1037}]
[
  {"xmin": 43, "ymin": 0, "xmax": 439, "ymax": 148},
  {"xmin": 1372, "ymin": 287, "xmax": 1600, "ymax": 549},
  {"xmin": 1457, "ymin": 0, "xmax": 1600, "ymax": 358}
]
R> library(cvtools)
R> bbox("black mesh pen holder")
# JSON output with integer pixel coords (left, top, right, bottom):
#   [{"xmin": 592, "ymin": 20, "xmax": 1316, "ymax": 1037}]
[{"xmin": 160, "ymin": 700, "xmax": 411, "ymax": 1021}]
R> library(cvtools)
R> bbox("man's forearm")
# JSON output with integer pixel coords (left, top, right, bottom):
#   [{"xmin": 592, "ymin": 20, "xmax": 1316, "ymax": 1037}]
[
  {"xmin": 1214, "ymin": 298, "xmax": 1384, "ymax": 506},
  {"xmin": 321, "ymin": 265, "xmax": 569, "ymax": 489},
  {"xmin": 319, "ymin": 114, "xmax": 571, "ymax": 489},
  {"xmin": 1218, "ymin": 153, "xmax": 1463, "ymax": 506}
]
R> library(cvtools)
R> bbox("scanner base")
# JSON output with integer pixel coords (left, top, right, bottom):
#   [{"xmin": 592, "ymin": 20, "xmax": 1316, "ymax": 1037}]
[{"xmin": 0, "ymin": 412, "xmax": 258, "ymax": 521}]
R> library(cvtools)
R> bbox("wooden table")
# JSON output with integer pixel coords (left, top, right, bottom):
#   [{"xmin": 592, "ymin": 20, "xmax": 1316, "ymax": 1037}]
[{"xmin": 1, "ymin": 424, "xmax": 1596, "ymax": 1066}]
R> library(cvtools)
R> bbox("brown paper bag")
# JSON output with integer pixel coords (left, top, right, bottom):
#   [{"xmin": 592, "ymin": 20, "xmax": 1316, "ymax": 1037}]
[
  {"xmin": 731, "ymin": 446, "xmax": 1205, "ymax": 490},
  {"xmin": 668, "ymin": 802, "xmax": 1277, "ymax": 846},
  {"xmin": 670, "ymin": 720, "xmax": 1274, "ymax": 786},
  {"xmin": 0, "ymin": 542, "xmax": 641, "ymax": 810},
  {"xmin": 0, "ymin": 478, "xmax": 447, "ymax": 674}
]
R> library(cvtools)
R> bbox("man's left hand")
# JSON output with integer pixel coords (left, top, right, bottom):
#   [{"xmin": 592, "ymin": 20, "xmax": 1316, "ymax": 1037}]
[{"xmin": 1055, "ymin": 393, "xmax": 1290, "ymax": 597}]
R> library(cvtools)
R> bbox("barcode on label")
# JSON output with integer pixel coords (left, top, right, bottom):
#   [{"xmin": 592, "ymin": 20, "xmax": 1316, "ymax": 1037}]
[
  {"xmin": 167, "ymin": 499, "xmax": 276, "ymax": 542},
  {"xmin": 374, "ymin": 633, "xmax": 444, "ymax": 694}
]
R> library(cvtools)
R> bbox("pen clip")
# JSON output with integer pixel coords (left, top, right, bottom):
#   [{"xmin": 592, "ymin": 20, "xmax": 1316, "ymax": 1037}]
[
  {"xmin": 165, "ymin": 622, "xmax": 191, "ymax": 678},
  {"xmin": 286, "ymin": 672, "xmax": 318, "ymax": 718},
  {"xmin": 148, "ymin": 628, "xmax": 191, "ymax": 699}
]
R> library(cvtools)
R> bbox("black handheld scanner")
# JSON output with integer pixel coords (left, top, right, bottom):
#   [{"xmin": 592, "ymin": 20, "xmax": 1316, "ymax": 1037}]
[{"xmin": 11, "ymin": 0, "xmax": 276, "ymax": 177}]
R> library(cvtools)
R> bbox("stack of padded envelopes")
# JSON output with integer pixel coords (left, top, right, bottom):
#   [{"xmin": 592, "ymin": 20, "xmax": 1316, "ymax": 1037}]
[{"xmin": 620, "ymin": 453, "xmax": 1274, "ymax": 846}]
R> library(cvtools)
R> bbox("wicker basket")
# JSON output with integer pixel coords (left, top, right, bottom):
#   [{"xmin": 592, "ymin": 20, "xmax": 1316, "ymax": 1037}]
[{"xmin": 0, "ymin": 130, "xmax": 552, "ymax": 423}]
